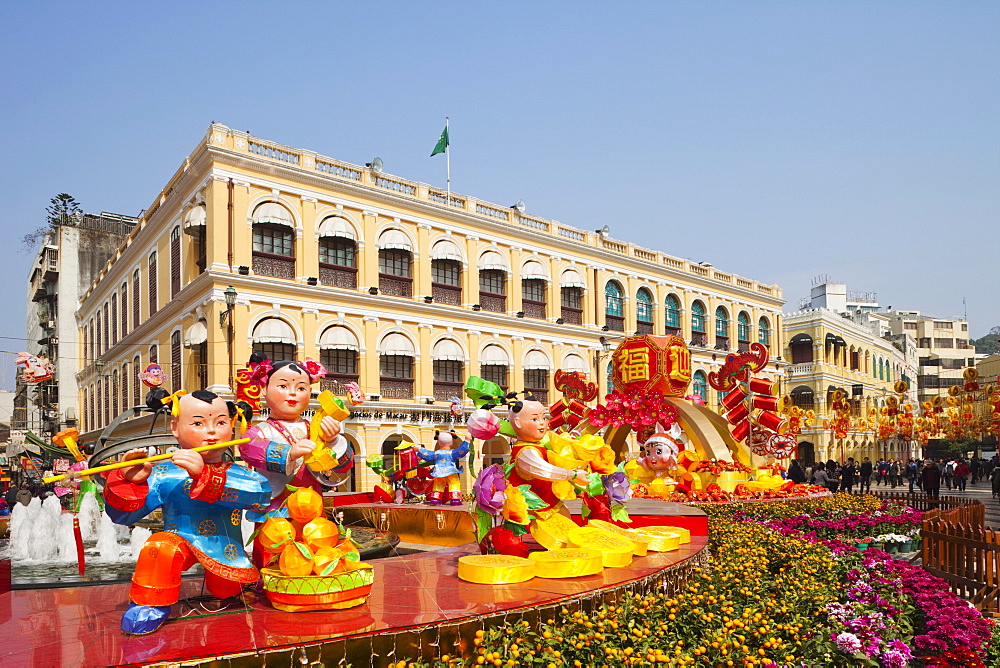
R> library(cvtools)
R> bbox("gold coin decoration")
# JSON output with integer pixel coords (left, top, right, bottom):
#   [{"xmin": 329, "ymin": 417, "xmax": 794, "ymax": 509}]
[
  {"xmin": 585, "ymin": 519, "xmax": 649, "ymax": 556},
  {"xmin": 529, "ymin": 512, "xmax": 581, "ymax": 550},
  {"xmin": 457, "ymin": 554, "xmax": 537, "ymax": 584},
  {"xmin": 528, "ymin": 548, "xmax": 605, "ymax": 578},
  {"xmin": 566, "ymin": 527, "xmax": 634, "ymax": 568}
]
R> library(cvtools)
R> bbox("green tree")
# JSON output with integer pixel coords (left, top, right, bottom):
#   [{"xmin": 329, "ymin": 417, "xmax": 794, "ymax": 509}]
[
  {"xmin": 972, "ymin": 326, "xmax": 1000, "ymax": 355},
  {"xmin": 20, "ymin": 193, "xmax": 82, "ymax": 252}
]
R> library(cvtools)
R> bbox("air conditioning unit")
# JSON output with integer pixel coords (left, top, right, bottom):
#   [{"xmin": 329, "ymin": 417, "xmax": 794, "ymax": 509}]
[{"xmin": 46, "ymin": 320, "xmax": 56, "ymax": 329}]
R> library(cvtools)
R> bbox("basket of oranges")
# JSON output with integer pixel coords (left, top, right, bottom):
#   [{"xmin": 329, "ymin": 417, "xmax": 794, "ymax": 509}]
[{"xmin": 257, "ymin": 487, "xmax": 374, "ymax": 612}]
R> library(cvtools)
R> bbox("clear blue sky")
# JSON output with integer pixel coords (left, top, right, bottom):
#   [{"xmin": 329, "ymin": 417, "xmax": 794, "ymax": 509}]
[{"xmin": 1, "ymin": 1, "xmax": 997, "ymax": 390}]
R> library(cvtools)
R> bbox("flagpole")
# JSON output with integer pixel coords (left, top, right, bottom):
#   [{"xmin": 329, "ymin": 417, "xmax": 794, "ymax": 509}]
[{"xmin": 445, "ymin": 116, "xmax": 451, "ymax": 207}]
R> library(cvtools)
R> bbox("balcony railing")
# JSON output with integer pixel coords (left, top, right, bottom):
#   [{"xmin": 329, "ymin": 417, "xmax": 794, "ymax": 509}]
[
  {"xmin": 715, "ymin": 336, "xmax": 730, "ymax": 351},
  {"xmin": 321, "ymin": 375, "xmax": 359, "ymax": 396},
  {"xmin": 691, "ymin": 331, "xmax": 708, "ymax": 347},
  {"xmin": 522, "ymin": 300, "xmax": 546, "ymax": 319},
  {"xmin": 431, "ymin": 283, "xmax": 462, "ymax": 306},
  {"xmin": 637, "ymin": 321, "xmax": 654, "ymax": 335},
  {"xmin": 737, "ymin": 339, "xmax": 750, "ymax": 353},
  {"xmin": 379, "ymin": 274, "xmax": 412, "ymax": 298},
  {"xmin": 253, "ymin": 253, "xmax": 295, "ymax": 280},
  {"xmin": 524, "ymin": 389, "xmax": 548, "ymax": 404},
  {"xmin": 605, "ymin": 315, "xmax": 625, "ymax": 332},
  {"xmin": 664, "ymin": 326, "xmax": 681, "ymax": 337},
  {"xmin": 380, "ymin": 378, "xmax": 414, "ymax": 399},
  {"xmin": 560, "ymin": 306, "xmax": 582, "ymax": 325},
  {"xmin": 479, "ymin": 292, "xmax": 506, "ymax": 313},
  {"xmin": 432, "ymin": 381, "xmax": 463, "ymax": 401},
  {"xmin": 319, "ymin": 264, "xmax": 357, "ymax": 289}
]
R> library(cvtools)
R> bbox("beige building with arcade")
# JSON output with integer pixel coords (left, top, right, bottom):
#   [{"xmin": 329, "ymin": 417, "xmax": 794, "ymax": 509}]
[{"xmin": 75, "ymin": 123, "xmax": 785, "ymax": 492}]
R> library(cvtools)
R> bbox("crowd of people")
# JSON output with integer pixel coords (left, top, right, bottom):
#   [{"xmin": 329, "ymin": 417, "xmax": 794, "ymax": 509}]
[{"xmin": 792, "ymin": 454, "xmax": 1000, "ymax": 499}]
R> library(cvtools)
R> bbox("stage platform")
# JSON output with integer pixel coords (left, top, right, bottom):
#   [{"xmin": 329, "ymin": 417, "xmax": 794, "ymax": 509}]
[{"xmin": 0, "ymin": 535, "xmax": 708, "ymax": 668}]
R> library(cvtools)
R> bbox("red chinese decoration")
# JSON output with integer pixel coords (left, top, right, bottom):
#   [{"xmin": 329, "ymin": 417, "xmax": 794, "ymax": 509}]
[
  {"xmin": 553, "ymin": 370, "xmax": 599, "ymax": 402},
  {"xmin": 549, "ymin": 370, "xmax": 599, "ymax": 431},
  {"xmin": 610, "ymin": 335, "xmax": 691, "ymax": 397},
  {"xmin": 587, "ymin": 388, "xmax": 679, "ymax": 431},
  {"xmin": 708, "ymin": 342, "xmax": 788, "ymax": 454},
  {"xmin": 235, "ymin": 366, "xmax": 264, "ymax": 413}
]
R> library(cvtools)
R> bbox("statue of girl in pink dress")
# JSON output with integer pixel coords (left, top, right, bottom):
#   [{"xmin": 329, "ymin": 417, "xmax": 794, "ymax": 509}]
[{"xmin": 238, "ymin": 354, "xmax": 353, "ymax": 568}]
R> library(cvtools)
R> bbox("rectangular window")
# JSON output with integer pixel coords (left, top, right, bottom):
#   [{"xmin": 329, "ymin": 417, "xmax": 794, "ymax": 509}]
[
  {"xmin": 321, "ymin": 349, "xmax": 357, "ymax": 375},
  {"xmin": 103, "ymin": 303, "xmax": 109, "ymax": 354},
  {"xmin": 918, "ymin": 337, "xmax": 931, "ymax": 348},
  {"xmin": 319, "ymin": 238, "xmax": 355, "ymax": 267},
  {"xmin": 934, "ymin": 338, "xmax": 954, "ymax": 348},
  {"xmin": 170, "ymin": 227, "xmax": 181, "ymax": 297},
  {"xmin": 433, "ymin": 360, "xmax": 463, "ymax": 383},
  {"xmin": 380, "ymin": 355, "xmax": 413, "ymax": 379},
  {"xmin": 933, "ymin": 321, "xmax": 953, "ymax": 329},
  {"xmin": 479, "ymin": 270, "xmax": 506, "ymax": 295},
  {"xmin": 253, "ymin": 225, "xmax": 294, "ymax": 256},
  {"xmin": 378, "ymin": 250, "xmax": 411, "ymax": 278},
  {"xmin": 481, "ymin": 364, "xmax": 508, "ymax": 389},
  {"xmin": 561, "ymin": 287, "xmax": 582, "ymax": 309},
  {"xmin": 522, "ymin": 280, "xmax": 545, "ymax": 302},
  {"xmin": 432, "ymin": 260, "xmax": 461, "ymax": 286},
  {"xmin": 903, "ymin": 322, "xmax": 917, "ymax": 330},
  {"xmin": 120, "ymin": 285, "xmax": 128, "ymax": 338}
]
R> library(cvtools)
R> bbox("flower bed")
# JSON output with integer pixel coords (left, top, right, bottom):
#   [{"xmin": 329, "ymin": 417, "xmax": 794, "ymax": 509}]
[{"xmin": 393, "ymin": 494, "xmax": 991, "ymax": 667}]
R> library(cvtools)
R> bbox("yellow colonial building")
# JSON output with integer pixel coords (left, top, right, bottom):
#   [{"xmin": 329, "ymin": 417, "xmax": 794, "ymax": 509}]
[
  {"xmin": 75, "ymin": 123, "xmax": 785, "ymax": 492},
  {"xmin": 782, "ymin": 279, "xmax": 920, "ymax": 465}
]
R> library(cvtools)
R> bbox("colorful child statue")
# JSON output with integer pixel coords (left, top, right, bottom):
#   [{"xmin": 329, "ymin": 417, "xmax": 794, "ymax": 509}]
[
  {"xmin": 417, "ymin": 430, "xmax": 470, "ymax": 505},
  {"xmin": 625, "ymin": 424, "xmax": 681, "ymax": 486},
  {"xmin": 238, "ymin": 356, "xmax": 352, "ymax": 568},
  {"xmin": 104, "ymin": 391, "xmax": 271, "ymax": 635}
]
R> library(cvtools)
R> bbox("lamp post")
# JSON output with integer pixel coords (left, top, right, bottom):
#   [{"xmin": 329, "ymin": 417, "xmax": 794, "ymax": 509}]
[
  {"xmin": 594, "ymin": 335, "xmax": 614, "ymax": 396},
  {"xmin": 220, "ymin": 285, "xmax": 237, "ymax": 391}
]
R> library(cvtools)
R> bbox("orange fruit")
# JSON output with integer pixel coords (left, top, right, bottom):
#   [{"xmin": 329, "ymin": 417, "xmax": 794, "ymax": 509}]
[
  {"xmin": 302, "ymin": 517, "xmax": 341, "ymax": 551},
  {"xmin": 278, "ymin": 541, "xmax": 314, "ymax": 576},
  {"xmin": 312, "ymin": 545, "xmax": 347, "ymax": 576},
  {"xmin": 258, "ymin": 517, "xmax": 296, "ymax": 553},
  {"xmin": 286, "ymin": 487, "xmax": 325, "ymax": 523}
]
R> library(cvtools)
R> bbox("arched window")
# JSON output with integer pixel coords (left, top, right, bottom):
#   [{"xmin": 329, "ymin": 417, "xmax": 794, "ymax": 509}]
[
  {"xmin": 605, "ymin": 281, "xmax": 624, "ymax": 331},
  {"xmin": 120, "ymin": 283, "xmax": 128, "ymax": 339},
  {"xmin": 379, "ymin": 333, "xmax": 415, "ymax": 399},
  {"xmin": 737, "ymin": 312, "xmax": 751, "ymax": 345},
  {"xmin": 170, "ymin": 226, "xmax": 181, "ymax": 297},
  {"xmin": 319, "ymin": 219, "xmax": 358, "ymax": 289},
  {"xmin": 715, "ymin": 306, "xmax": 730, "ymax": 350},
  {"xmin": 103, "ymin": 303, "xmax": 109, "ymax": 355},
  {"xmin": 171, "ymin": 330, "xmax": 182, "ymax": 390},
  {"xmin": 480, "ymin": 344, "xmax": 509, "ymax": 390},
  {"xmin": 789, "ymin": 334, "xmax": 814, "ymax": 364},
  {"xmin": 606, "ymin": 360, "xmax": 614, "ymax": 390},
  {"xmin": 377, "ymin": 229, "xmax": 412, "ymax": 297},
  {"xmin": 690, "ymin": 301, "xmax": 707, "ymax": 346},
  {"xmin": 319, "ymin": 326, "xmax": 359, "ymax": 395},
  {"xmin": 132, "ymin": 269, "xmax": 140, "ymax": 329},
  {"xmin": 82, "ymin": 387, "xmax": 89, "ymax": 432},
  {"xmin": 559, "ymin": 269, "xmax": 585, "ymax": 325},
  {"xmin": 432, "ymin": 338, "xmax": 465, "ymax": 401},
  {"xmin": 790, "ymin": 385, "xmax": 815, "ymax": 409},
  {"xmin": 430, "ymin": 240, "xmax": 463, "ymax": 305},
  {"xmin": 523, "ymin": 350, "xmax": 551, "ymax": 403},
  {"xmin": 132, "ymin": 355, "xmax": 141, "ymax": 411},
  {"xmin": 636, "ymin": 288, "xmax": 653, "ymax": 334},
  {"xmin": 521, "ymin": 261, "xmax": 548, "ymax": 320},
  {"xmin": 148, "ymin": 252, "xmax": 158, "ymax": 316},
  {"xmin": 186, "ymin": 320, "xmax": 209, "ymax": 390},
  {"xmin": 664, "ymin": 294, "xmax": 681, "ymax": 334},
  {"xmin": 252, "ymin": 203, "xmax": 295, "ymax": 279},
  {"xmin": 185, "ymin": 205, "xmax": 208, "ymax": 275},
  {"xmin": 758, "ymin": 316, "xmax": 771, "ymax": 347},
  {"xmin": 112, "ymin": 368, "xmax": 120, "ymax": 419},
  {"xmin": 478, "ymin": 251, "xmax": 508, "ymax": 313},
  {"xmin": 251, "ymin": 318, "xmax": 296, "ymax": 362},
  {"xmin": 111, "ymin": 294, "xmax": 118, "ymax": 346},
  {"xmin": 121, "ymin": 364, "xmax": 129, "ymax": 412},
  {"xmin": 692, "ymin": 370, "xmax": 708, "ymax": 402}
]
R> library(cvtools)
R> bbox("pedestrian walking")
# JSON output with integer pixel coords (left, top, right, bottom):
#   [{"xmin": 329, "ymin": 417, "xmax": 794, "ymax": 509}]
[
  {"xmin": 859, "ymin": 457, "xmax": 873, "ymax": 494},
  {"xmin": 921, "ymin": 461, "xmax": 941, "ymax": 499},
  {"xmin": 841, "ymin": 458, "xmax": 857, "ymax": 494},
  {"xmin": 953, "ymin": 460, "xmax": 969, "ymax": 492}
]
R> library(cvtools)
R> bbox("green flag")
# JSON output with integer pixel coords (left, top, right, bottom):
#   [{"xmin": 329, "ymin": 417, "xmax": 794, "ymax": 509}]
[{"xmin": 430, "ymin": 125, "xmax": 449, "ymax": 156}]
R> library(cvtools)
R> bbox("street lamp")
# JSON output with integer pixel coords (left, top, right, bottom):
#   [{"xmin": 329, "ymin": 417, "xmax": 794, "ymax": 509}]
[
  {"xmin": 219, "ymin": 285, "xmax": 238, "ymax": 391},
  {"xmin": 594, "ymin": 336, "xmax": 615, "ymax": 396},
  {"xmin": 219, "ymin": 285, "xmax": 238, "ymax": 328}
]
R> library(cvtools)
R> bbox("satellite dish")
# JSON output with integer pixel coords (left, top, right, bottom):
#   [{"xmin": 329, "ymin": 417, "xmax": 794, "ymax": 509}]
[
  {"xmin": 371, "ymin": 157, "xmax": 384, "ymax": 174},
  {"xmin": 513, "ymin": 199, "xmax": 526, "ymax": 213},
  {"xmin": 600, "ymin": 225, "xmax": 611, "ymax": 236}
]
